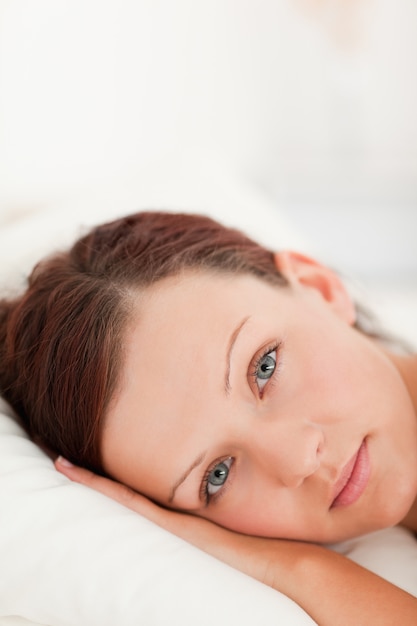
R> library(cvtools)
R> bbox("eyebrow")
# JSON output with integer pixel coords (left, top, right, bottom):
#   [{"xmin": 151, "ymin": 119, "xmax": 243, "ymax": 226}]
[
  {"xmin": 168, "ymin": 451, "xmax": 207, "ymax": 505},
  {"xmin": 224, "ymin": 315, "xmax": 251, "ymax": 395},
  {"xmin": 168, "ymin": 316, "xmax": 250, "ymax": 505}
]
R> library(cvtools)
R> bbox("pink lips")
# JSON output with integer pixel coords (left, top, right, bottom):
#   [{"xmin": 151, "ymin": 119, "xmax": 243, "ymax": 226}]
[{"xmin": 331, "ymin": 440, "xmax": 371, "ymax": 509}]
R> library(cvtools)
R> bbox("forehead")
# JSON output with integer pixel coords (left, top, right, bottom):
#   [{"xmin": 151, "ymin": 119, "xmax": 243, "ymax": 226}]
[
  {"xmin": 113, "ymin": 271, "xmax": 282, "ymax": 413},
  {"xmin": 127, "ymin": 270, "xmax": 286, "ymax": 342},
  {"xmin": 121, "ymin": 270, "xmax": 290, "ymax": 369}
]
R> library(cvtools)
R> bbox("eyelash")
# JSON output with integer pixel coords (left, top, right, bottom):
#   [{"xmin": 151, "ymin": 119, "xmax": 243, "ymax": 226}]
[
  {"xmin": 200, "ymin": 457, "xmax": 234, "ymax": 505},
  {"xmin": 250, "ymin": 340, "xmax": 282, "ymax": 398}
]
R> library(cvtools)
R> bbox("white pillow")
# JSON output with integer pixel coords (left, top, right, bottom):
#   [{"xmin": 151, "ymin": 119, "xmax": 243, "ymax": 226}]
[{"xmin": 0, "ymin": 163, "xmax": 416, "ymax": 625}]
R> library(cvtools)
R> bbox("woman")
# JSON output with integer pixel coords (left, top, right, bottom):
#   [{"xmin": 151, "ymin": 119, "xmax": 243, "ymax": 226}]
[{"xmin": 1, "ymin": 211, "xmax": 416, "ymax": 623}]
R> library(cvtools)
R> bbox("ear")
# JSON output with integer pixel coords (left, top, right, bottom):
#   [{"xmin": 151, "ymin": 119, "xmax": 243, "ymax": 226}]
[{"xmin": 274, "ymin": 251, "xmax": 356, "ymax": 325}]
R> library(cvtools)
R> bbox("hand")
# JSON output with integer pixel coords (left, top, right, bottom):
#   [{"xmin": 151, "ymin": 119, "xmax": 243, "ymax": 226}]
[
  {"xmin": 54, "ymin": 457, "xmax": 299, "ymax": 593},
  {"xmin": 55, "ymin": 456, "xmax": 174, "ymax": 527},
  {"xmin": 54, "ymin": 457, "xmax": 244, "ymax": 561},
  {"xmin": 54, "ymin": 457, "xmax": 306, "ymax": 593}
]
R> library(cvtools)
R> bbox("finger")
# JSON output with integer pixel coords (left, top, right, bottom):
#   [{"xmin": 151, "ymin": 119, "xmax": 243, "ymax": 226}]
[
  {"xmin": 55, "ymin": 456, "xmax": 138, "ymax": 508},
  {"xmin": 54, "ymin": 458, "xmax": 179, "ymax": 528},
  {"xmin": 55, "ymin": 456, "xmax": 101, "ymax": 485}
]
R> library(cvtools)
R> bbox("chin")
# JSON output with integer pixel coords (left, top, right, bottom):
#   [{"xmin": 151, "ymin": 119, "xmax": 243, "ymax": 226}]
[
  {"xmin": 378, "ymin": 497, "xmax": 417, "ymax": 531},
  {"xmin": 320, "ymin": 498, "xmax": 415, "ymax": 545}
]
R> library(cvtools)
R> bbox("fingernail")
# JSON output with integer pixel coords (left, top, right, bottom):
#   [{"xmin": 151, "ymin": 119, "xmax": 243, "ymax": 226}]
[{"xmin": 56, "ymin": 455, "xmax": 74, "ymax": 468}]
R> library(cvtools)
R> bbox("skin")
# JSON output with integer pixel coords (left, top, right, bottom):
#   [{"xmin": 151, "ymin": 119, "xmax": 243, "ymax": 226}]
[
  {"xmin": 54, "ymin": 251, "xmax": 417, "ymax": 623},
  {"xmin": 96, "ymin": 251, "xmax": 417, "ymax": 543}
]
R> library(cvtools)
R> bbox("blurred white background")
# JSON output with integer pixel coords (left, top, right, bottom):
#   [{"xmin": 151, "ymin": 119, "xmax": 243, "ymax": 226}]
[{"xmin": 0, "ymin": 0, "xmax": 416, "ymax": 335}]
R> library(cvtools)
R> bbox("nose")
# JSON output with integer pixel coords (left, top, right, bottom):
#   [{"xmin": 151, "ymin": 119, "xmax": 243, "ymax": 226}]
[{"xmin": 248, "ymin": 419, "xmax": 323, "ymax": 489}]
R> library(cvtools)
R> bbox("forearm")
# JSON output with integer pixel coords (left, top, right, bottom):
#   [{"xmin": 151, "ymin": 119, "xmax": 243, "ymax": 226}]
[
  {"xmin": 234, "ymin": 536, "xmax": 417, "ymax": 626},
  {"xmin": 149, "ymin": 510, "xmax": 417, "ymax": 625}
]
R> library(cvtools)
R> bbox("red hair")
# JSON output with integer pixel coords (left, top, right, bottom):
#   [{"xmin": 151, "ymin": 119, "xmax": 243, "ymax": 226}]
[{"xmin": 0, "ymin": 212, "xmax": 285, "ymax": 472}]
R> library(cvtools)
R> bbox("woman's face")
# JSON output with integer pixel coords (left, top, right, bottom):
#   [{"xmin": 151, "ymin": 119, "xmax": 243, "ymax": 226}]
[{"xmin": 102, "ymin": 253, "xmax": 417, "ymax": 543}]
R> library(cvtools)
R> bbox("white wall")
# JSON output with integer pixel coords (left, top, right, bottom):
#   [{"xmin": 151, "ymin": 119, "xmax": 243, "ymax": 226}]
[{"xmin": 0, "ymin": 0, "xmax": 416, "ymax": 282}]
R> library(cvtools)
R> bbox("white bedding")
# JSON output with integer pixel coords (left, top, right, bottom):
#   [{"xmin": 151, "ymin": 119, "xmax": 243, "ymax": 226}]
[{"xmin": 0, "ymin": 165, "xmax": 416, "ymax": 625}]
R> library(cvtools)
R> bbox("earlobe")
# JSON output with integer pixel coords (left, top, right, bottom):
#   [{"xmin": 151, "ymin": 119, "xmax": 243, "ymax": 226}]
[{"xmin": 274, "ymin": 251, "xmax": 356, "ymax": 325}]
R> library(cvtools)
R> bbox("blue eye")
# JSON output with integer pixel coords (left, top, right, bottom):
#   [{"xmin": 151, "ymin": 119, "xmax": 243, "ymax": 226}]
[
  {"xmin": 203, "ymin": 457, "xmax": 233, "ymax": 503},
  {"xmin": 254, "ymin": 348, "xmax": 277, "ymax": 394}
]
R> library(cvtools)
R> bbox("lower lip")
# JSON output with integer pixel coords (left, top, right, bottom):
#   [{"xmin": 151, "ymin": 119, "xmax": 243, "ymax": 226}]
[{"xmin": 331, "ymin": 440, "xmax": 371, "ymax": 509}]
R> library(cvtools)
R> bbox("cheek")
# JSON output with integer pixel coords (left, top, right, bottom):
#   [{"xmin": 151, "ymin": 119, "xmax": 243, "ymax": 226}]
[
  {"xmin": 203, "ymin": 492, "xmax": 319, "ymax": 540},
  {"xmin": 279, "ymin": 330, "xmax": 354, "ymax": 420},
  {"xmin": 285, "ymin": 311, "xmax": 386, "ymax": 421}
]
